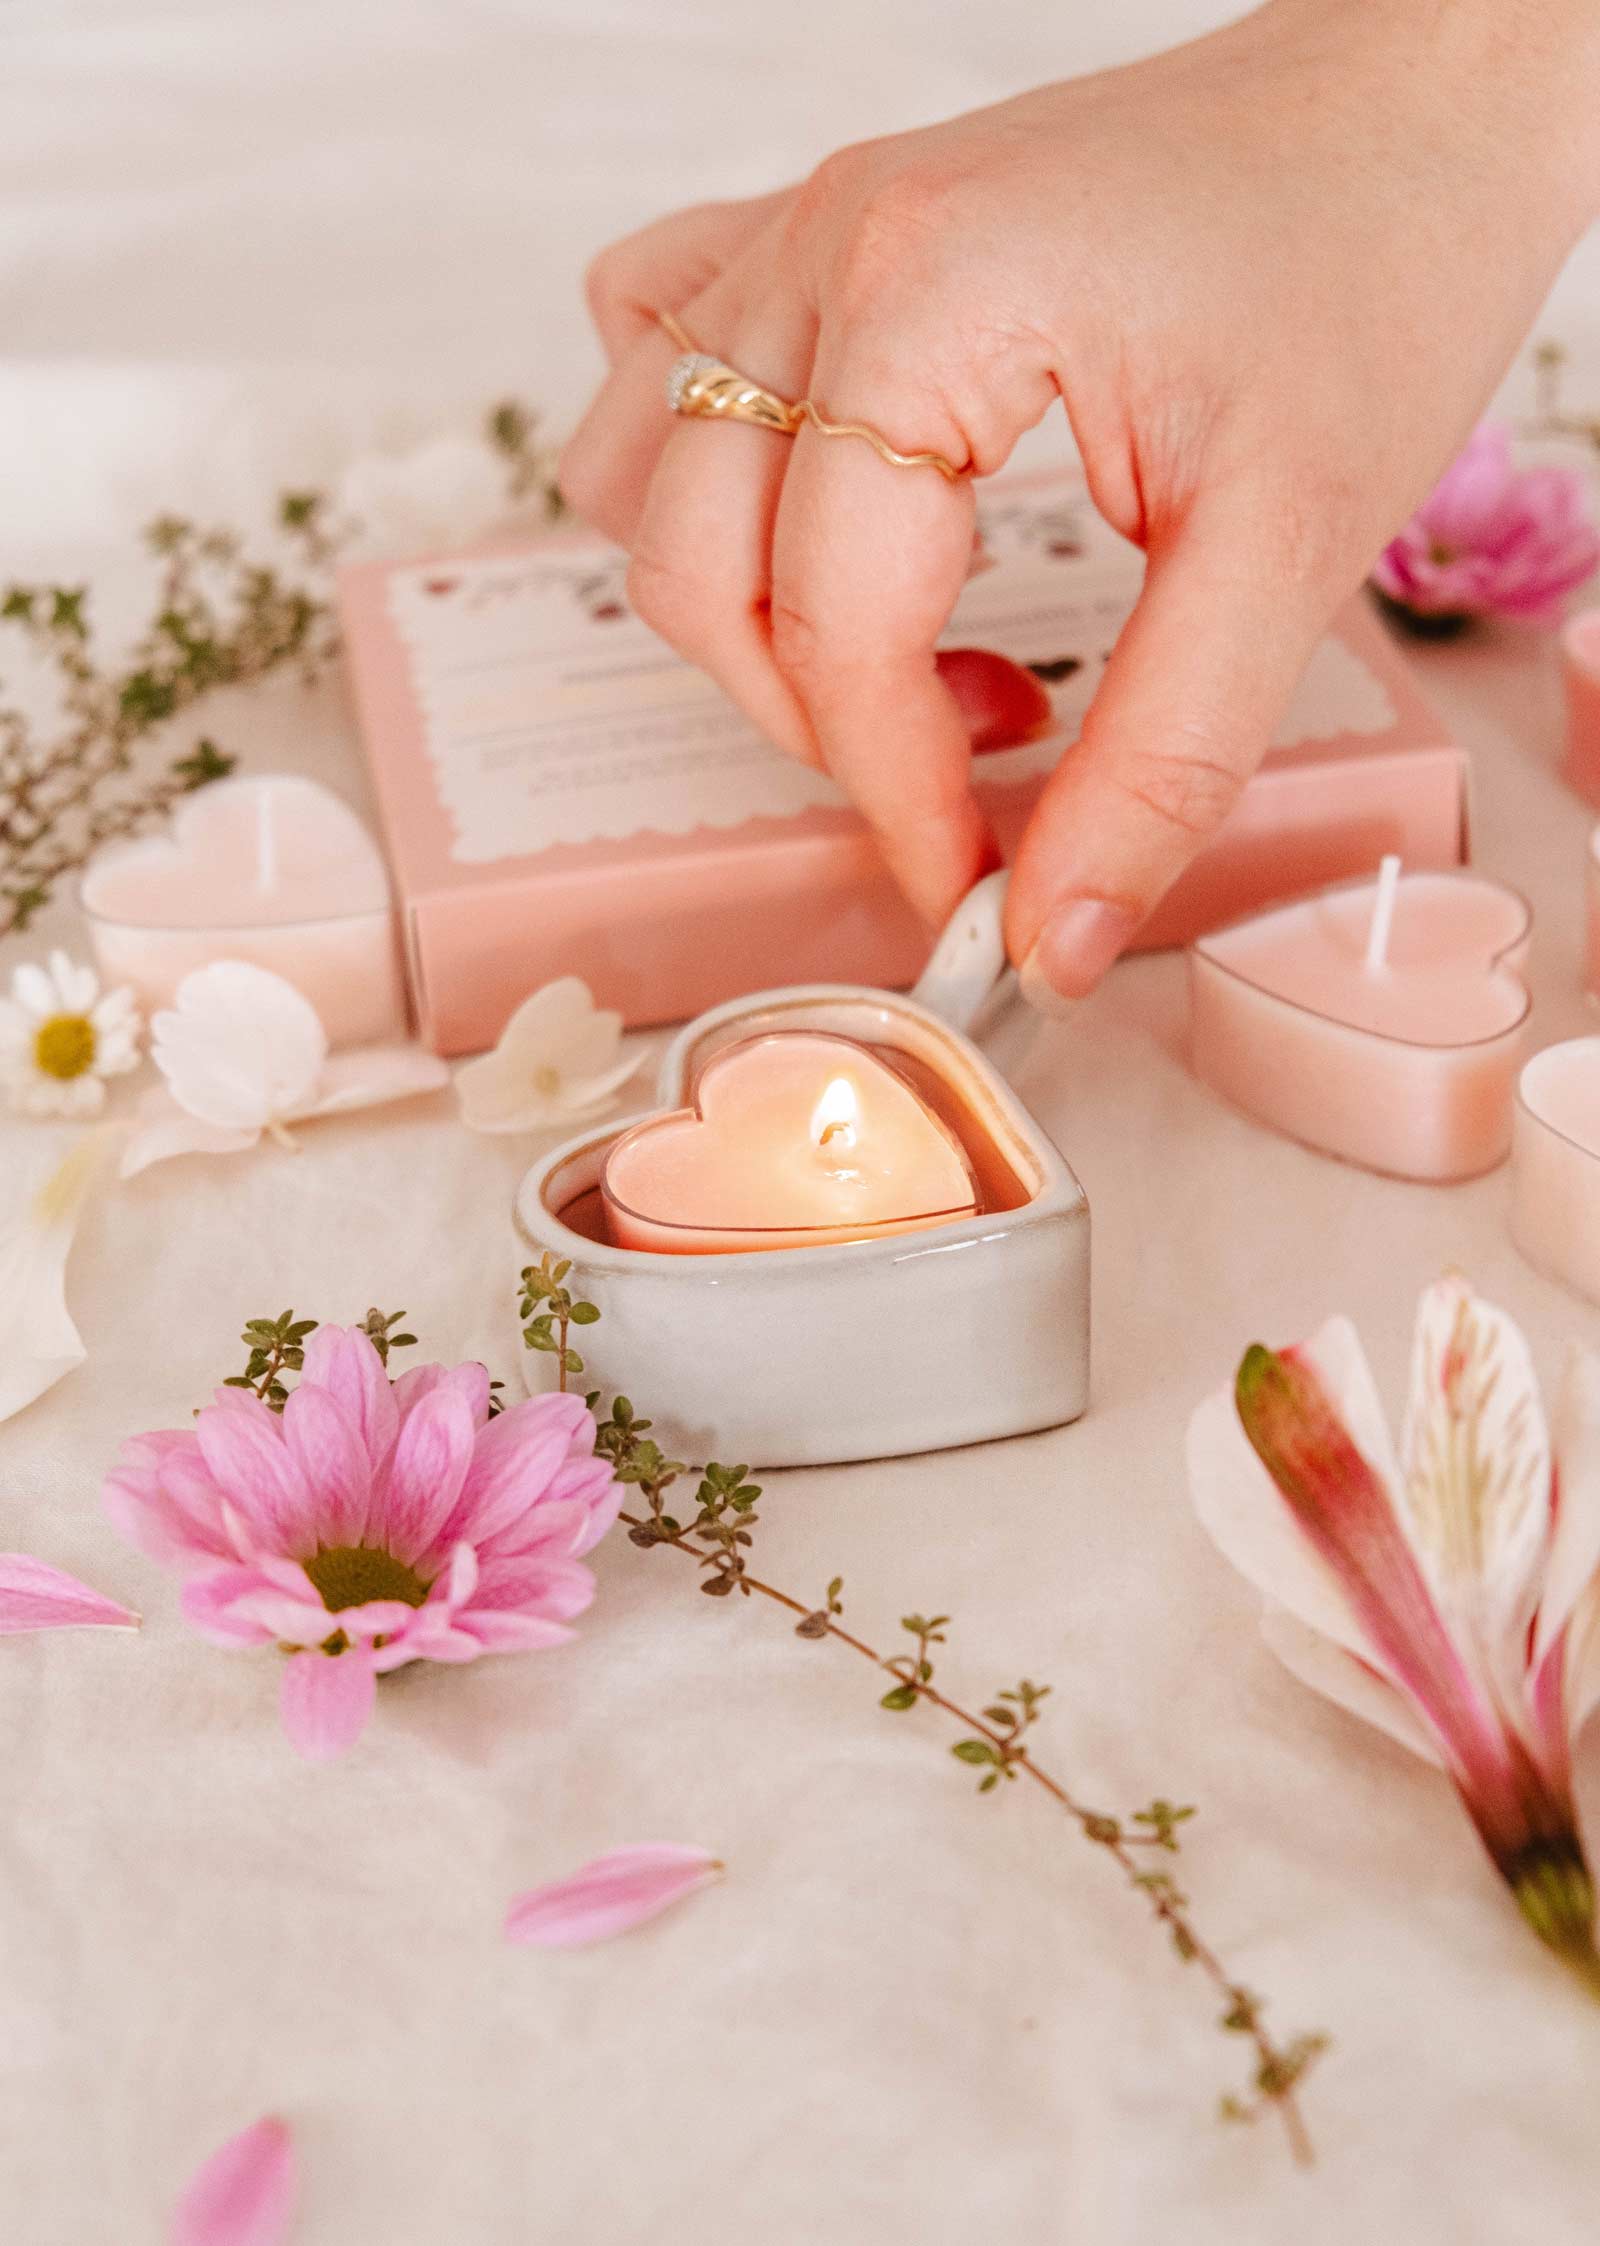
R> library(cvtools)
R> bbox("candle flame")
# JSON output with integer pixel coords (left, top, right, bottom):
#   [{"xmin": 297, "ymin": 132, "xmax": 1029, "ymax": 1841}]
[{"xmin": 811, "ymin": 1074, "xmax": 858, "ymax": 1151}]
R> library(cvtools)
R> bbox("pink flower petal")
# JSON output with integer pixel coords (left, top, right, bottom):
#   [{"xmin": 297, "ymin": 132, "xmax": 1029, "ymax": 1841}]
[
  {"xmin": 0, "ymin": 1553, "xmax": 138, "ymax": 1634},
  {"xmin": 179, "ymin": 1567, "xmax": 286, "ymax": 1648},
  {"xmin": 505, "ymin": 1844, "xmax": 722, "ymax": 1948},
  {"xmin": 171, "ymin": 2114, "xmax": 296, "ymax": 2246},
  {"xmin": 296, "ymin": 1325, "xmax": 398, "ymax": 1472},
  {"xmin": 447, "ymin": 1394, "xmax": 595, "ymax": 1550},
  {"xmin": 466, "ymin": 1553, "xmax": 595, "ymax": 1622},
  {"xmin": 378, "ymin": 1386, "xmax": 474, "ymax": 1565},
  {"xmin": 279, "ymin": 1648, "xmax": 377, "ymax": 1761},
  {"xmin": 280, "ymin": 1381, "xmax": 372, "ymax": 1550},
  {"xmin": 392, "ymin": 1359, "xmax": 492, "ymax": 1427},
  {"xmin": 195, "ymin": 1399, "xmax": 316, "ymax": 1553}
]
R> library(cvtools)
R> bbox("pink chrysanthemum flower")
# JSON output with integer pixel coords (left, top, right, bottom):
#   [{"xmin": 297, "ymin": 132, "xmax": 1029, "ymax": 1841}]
[
  {"xmin": 104, "ymin": 1326, "xmax": 619, "ymax": 1760},
  {"xmin": 1372, "ymin": 421, "xmax": 1600, "ymax": 630}
]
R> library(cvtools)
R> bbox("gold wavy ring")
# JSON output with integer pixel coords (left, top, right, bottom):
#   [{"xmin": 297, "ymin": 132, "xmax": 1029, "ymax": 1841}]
[{"xmin": 655, "ymin": 308, "xmax": 967, "ymax": 482}]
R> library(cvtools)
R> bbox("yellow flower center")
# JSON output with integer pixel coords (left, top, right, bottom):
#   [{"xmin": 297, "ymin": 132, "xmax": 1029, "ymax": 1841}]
[
  {"xmin": 533, "ymin": 1063, "xmax": 562, "ymax": 1097},
  {"xmin": 303, "ymin": 1544, "xmax": 431, "ymax": 1613},
  {"xmin": 33, "ymin": 1012, "xmax": 97, "ymax": 1081}
]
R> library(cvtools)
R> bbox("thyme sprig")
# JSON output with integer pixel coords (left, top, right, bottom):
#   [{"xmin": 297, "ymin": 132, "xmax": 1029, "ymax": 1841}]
[
  {"xmin": 524, "ymin": 1282, "xmax": 1327, "ymax": 2160},
  {"xmin": 217, "ymin": 1288, "xmax": 1326, "ymax": 2161}
]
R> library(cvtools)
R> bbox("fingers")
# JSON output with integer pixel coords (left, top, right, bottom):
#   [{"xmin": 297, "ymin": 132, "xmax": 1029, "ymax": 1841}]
[
  {"xmin": 1004, "ymin": 493, "xmax": 1335, "ymax": 1011},
  {"xmin": 763, "ymin": 348, "xmax": 995, "ymax": 925},
  {"xmin": 562, "ymin": 195, "xmax": 787, "ymax": 542},
  {"xmin": 558, "ymin": 318, "xmax": 687, "ymax": 548},
  {"xmin": 582, "ymin": 192, "xmax": 789, "ymax": 363},
  {"xmin": 624, "ymin": 288, "xmax": 824, "ymax": 768}
]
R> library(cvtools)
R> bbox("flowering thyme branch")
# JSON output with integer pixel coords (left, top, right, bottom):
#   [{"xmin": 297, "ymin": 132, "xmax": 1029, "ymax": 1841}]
[
  {"xmin": 0, "ymin": 401, "xmax": 561, "ymax": 937},
  {"xmin": 526, "ymin": 1284, "xmax": 1326, "ymax": 2163}
]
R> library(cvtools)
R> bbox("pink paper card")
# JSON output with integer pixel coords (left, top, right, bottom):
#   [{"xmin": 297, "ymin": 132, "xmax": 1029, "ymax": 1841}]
[{"xmin": 339, "ymin": 471, "xmax": 1467, "ymax": 1054}]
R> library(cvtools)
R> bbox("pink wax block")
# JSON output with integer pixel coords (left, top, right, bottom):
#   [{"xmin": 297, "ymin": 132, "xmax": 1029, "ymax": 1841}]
[
  {"xmin": 1511, "ymin": 1038, "xmax": 1600, "ymax": 1301},
  {"xmin": 339, "ymin": 470, "xmax": 1468, "ymax": 1055},
  {"xmin": 1563, "ymin": 609, "xmax": 1600, "ymax": 809},
  {"xmin": 80, "ymin": 775, "xmax": 406, "ymax": 1048},
  {"xmin": 1189, "ymin": 868, "xmax": 1532, "ymax": 1182}
]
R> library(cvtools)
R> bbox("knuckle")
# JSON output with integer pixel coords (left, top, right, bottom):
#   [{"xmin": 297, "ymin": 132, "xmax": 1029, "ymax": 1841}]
[
  {"xmin": 786, "ymin": 142, "xmax": 874, "ymax": 239},
  {"xmin": 1108, "ymin": 743, "xmax": 1246, "ymax": 843},
  {"xmin": 828, "ymin": 171, "xmax": 953, "ymax": 315}
]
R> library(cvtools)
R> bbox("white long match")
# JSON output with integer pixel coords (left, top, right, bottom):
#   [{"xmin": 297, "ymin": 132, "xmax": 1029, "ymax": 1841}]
[{"xmin": 1363, "ymin": 853, "xmax": 1403, "ymax": 975}]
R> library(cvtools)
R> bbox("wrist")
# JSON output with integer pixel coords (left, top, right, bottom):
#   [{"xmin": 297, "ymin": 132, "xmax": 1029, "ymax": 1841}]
[{"xmin": 1257, "ymin": 0, "xmax": 1600, "ymax": 239}]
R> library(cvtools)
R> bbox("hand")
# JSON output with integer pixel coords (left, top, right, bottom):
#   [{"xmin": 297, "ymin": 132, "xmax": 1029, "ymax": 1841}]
[{"xmin": 561, "ymin": 0, "xmax": 1600, "ymax": 1006}]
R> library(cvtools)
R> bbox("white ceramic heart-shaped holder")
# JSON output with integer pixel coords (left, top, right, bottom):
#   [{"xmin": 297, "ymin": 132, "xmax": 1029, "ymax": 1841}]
[
  {"xmin": 1511, "ymin": 1038, "xmax": 1600, "ymax": 1303},
  {"xmin": 512, "ymin": 873, "xmax": 1089, "ymax": 1468}
]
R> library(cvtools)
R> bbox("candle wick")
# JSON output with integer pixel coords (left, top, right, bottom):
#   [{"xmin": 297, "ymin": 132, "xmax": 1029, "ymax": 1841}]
[
  {"xmin": 1363, "ymin": 853, "xmax": 1402, "ymax": 975},
  {"xmin": 818, "ymin": 1120, "xmax": 854, "ymax": 1150}
]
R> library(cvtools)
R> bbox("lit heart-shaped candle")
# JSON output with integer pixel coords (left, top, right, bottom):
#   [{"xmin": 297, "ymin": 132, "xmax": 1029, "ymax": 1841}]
[
  {"xmin": 1512, "ymin": 1038, "xmax": 1600, "ymax": 1303},
  {"xmin": 81, "ymin": 775, "xmax": 404, "ymax": 1049},
  {"xmin": 601, "ymin": 1031, "xmax": 979, "ymax": 1253},
  {"xmin": 1189, "ymin": 862, "xmax": 1532, "ymax": 1181}
]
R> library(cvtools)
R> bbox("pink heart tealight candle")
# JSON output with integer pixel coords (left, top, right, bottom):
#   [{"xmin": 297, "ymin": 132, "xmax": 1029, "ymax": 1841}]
[
  {"xmin": 81, "ymin": 776, "xmax": 405, "ymax": 1049},
  {"xmin": 601, "ymin": 1031, "xmax": 979, "ymax": 1253},
  {"xmin": 1189, "ymin": 858, "xmax": 1532, "ymax": 1181},
  {"xmin": 1512, "ymin": 1038, "xmax": 1600, "ymax": 1303}
]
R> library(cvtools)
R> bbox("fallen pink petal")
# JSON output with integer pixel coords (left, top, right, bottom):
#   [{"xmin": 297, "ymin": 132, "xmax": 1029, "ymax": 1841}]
[
  {"xmin": 0, "ymin": 1552, "xmax": 138, "ymax": 1634},
  {"xmin": 505, "ymin": 1843, "xmax": 723, "ymax": 1948},
  {"xmin": 171, "ymin": 2115, "xmax": 296, "ymax": 2246}
]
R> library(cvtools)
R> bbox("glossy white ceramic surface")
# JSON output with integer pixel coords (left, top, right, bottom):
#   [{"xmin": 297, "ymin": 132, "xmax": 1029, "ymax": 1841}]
[{"xmin": 512, "ymin": 877, "xmax": 1090, "ymax": 1467}]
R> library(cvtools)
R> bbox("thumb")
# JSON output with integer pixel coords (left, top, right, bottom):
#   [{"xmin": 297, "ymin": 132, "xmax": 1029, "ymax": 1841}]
[{"xmin": 1004, "ymin": 498, "xmax": 1338, "ymax": 1011}]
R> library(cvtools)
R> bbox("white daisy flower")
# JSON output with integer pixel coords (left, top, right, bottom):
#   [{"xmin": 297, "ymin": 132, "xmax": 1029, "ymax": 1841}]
[{"xmin": 0, "ymin": 951, "xmax": 142, "ymax": 1119}]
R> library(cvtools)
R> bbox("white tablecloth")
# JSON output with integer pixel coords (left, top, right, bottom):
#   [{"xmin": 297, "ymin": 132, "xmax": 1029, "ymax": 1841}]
[{"xmin": 5, "ymin": 6, "xmax": 1600, "ymax": 2241}]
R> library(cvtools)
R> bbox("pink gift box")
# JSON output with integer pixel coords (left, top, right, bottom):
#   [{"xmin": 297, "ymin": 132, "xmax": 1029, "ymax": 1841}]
[{"xmin": 339, "ymin": 472, "xmax": 1467, "ymax": 1055}]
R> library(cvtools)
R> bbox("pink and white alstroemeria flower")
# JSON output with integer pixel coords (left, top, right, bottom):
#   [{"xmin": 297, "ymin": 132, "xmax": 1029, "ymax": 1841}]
[
  {"xmin": 1189, "ymin": 1276, "xmax": 1600, "ymax": 1987},
  {"xmin": 104, "ymin": 1325, "xmax": 621, "ymax": 1759}
]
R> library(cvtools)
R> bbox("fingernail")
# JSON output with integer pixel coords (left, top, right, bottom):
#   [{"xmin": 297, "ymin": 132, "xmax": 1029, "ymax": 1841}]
[{"xmin": 1018, "ymin": 899, "xmax": 1141, "ymax": 1015}]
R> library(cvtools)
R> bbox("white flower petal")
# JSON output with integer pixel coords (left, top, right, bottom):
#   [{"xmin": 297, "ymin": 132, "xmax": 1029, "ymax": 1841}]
[
  {"xmin": 11, "ymin": 962, "xmax": 57, "ymax": 1019},
  {"xmin": 152, "ymin": 963, "xmax": 327, "ymax": 1129},
  {"xmin": 1399, "ymin": 1275, "xmax": 1552, "ymax": 1666},
  {"xmin": 0, "ymin": 1129, "xmax": 117, "ymax": 1423},
  {"xmin": 455, "ymin": 977, "xmax": 640, "ymax": 1134},
  {"xmin": 1259, "ymin": 1606, "xmax": 1442, "ymax": 1767},
  {"xmin": 300, "ymin": 1043, "xmax": 451, "ymax": 1118},
  {"xmin": 1536, "ymin": 1344, "xmax": 1600, "ymax": 1665},
  {"xmin": 50, "ymin": 953, "xmax": 99, "ymax": 1015}
]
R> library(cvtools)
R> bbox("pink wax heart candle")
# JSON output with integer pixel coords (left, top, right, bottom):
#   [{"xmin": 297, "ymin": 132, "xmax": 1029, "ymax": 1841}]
[
  {"xmin": 601, "ymin": 1031, "xmax": 979, "ymax": 1253},
  {"xmin": 1189, "ymin": 861, "xmax": 1532, "ymax": 1181},
  {"xmin": 80, "ymin": 776, "xmax": 405, "ymax": 1049},
  {"xmin": 1511, "ymin": 1038, "xmax": 1600, "ymax": 1303}
]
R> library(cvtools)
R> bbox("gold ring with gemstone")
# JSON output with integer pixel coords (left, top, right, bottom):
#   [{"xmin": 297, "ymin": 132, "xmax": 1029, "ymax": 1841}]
[{"xmin": 655, "ymin": 308, "xmax": 968, "ymax": 482}]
